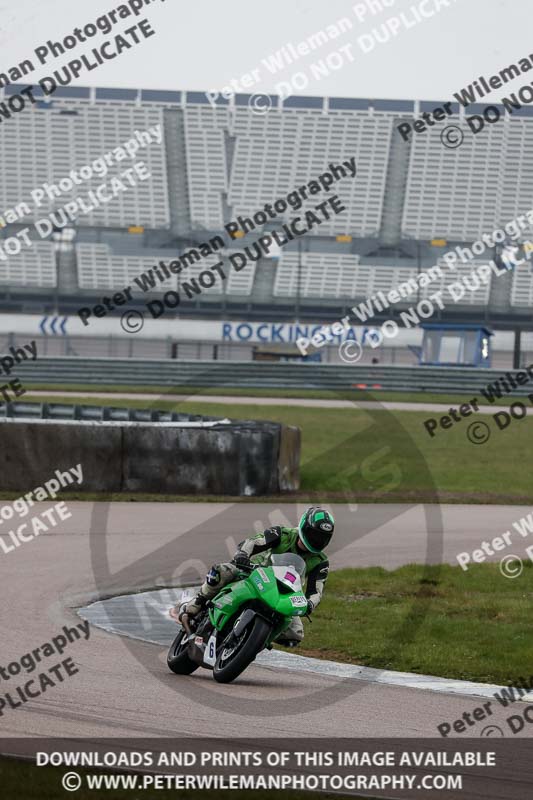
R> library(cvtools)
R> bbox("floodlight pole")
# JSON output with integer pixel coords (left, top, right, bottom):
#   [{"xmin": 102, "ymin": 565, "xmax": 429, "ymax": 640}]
[
  {"xmin": 296, "ymin": 238, "xmax": 302, "ymax": 322},
  {"xmin": 416, "ymin": 240, "xmax": 421, "ymax": 305}
]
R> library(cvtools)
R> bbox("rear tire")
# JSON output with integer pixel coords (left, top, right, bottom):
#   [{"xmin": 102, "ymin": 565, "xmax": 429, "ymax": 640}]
[
  {"xmin": 213, "ymin": 615, "xmax": 271, "ymax": 684},
  {"xmin": 167, "ymin": 629, "xmax": 199, "ymax": 675}
]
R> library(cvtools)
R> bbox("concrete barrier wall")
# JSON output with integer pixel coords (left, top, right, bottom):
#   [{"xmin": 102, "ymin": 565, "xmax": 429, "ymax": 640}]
[
  {"xmin": 0, "ymin": 417, "xmax": 301, "ymax": 496},
  {"xmin": 277, "ymin": 424, "xmax": 301, "ymax": 492},
  {"xmin": 0, "ymin": 420, "xmax": 123, "ymax": 493}
]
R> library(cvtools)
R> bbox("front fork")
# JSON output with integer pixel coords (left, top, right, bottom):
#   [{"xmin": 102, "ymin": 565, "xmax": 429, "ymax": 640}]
[
  {"xmin": 183, "ymin": 610, "xmax": 216, "ymax": 667},
  {"xmin": 180, "ymin": 613, "xmax": 192, "ymax": 636},
  {"xmin": 210, "ymin": 603, "xmax": 295, "ymax": 654}
]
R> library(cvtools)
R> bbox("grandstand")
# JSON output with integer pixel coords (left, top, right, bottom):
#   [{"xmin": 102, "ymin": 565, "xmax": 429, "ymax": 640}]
[
  {"xmin": 76, "ymin": 243, "xmax": 255, "ymax": 296},
  {"xmin": 1, "ymin": 84, "xmax": 533, "ymax": 366},
  {"xmin": 0, "ymin": 240, "xmax": 56, "ymax": 287},
  {"xmin": 0, "ymin": 101, "xmax": 169, "ymax": 229}
]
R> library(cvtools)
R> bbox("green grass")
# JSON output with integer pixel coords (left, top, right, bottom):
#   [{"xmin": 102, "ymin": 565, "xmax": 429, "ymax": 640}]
[
  {"xmin": 19, "ymin": 392, "xmax": 533, "ymax": 504},
  {"xmin": 22, "ymin": 383, "xmax": 527, "ymax": 407},
  {"xmin": 297, "ymin": 562, "xmax": 533, "ymax": 685},
  {"xmin": 0, "ymin": 758, "xmax": 359, "ymax": 800}
]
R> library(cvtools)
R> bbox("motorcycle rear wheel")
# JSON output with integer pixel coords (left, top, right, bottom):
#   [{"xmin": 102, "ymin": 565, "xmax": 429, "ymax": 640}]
[{"xmin": 213, "ymin": 615, "xmax": 271, "ymax": 684}]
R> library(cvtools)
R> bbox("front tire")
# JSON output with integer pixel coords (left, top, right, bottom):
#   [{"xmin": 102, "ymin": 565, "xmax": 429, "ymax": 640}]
[
  {"xmin": 167, "ymin": 629, "xmax": 199, "ymax": 675},
  {"xmin": 213, "ymin": 615, "xmax": 271, "ymax": 683}
]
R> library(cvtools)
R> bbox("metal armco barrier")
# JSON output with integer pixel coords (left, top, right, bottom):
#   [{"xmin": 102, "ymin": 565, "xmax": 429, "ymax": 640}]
[{"xmin": 10, "ymin": 357, "xmax": 533, "ymax": 396}]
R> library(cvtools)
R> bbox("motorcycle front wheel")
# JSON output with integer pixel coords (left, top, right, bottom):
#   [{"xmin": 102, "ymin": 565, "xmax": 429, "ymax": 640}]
[
  {"xmin": 213, "ymin": 615, "xmax": 271, "ymax": 684},
  {"xmin": 167, "ymin": 629, "xmax": 199, "ymax": 675}
]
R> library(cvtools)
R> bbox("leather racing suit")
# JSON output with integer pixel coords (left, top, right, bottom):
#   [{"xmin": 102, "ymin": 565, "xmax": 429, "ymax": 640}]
[{"xmin": 187, "ymin": 525, "xmax": 330, "ymax": 644}]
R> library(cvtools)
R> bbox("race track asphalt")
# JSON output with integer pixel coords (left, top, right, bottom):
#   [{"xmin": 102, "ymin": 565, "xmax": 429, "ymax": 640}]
[{"xmin": 1, "ymin": 501, "xmax": 532, "ymax": 743}]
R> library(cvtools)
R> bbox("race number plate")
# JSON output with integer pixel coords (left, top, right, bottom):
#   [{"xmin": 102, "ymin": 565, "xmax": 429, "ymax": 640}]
[
  {"xmin": 290, "ymin": 595, "xmax": 307, "ymax": 607},
  {"xmin": 204, "ymin": 633, "xmax": 217, "ymax": 666}
]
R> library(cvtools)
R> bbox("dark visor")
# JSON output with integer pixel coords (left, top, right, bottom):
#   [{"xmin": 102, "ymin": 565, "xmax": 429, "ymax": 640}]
[{"xmin": 306, "ymin": 527, "xmax": 333, "ymax": 550}]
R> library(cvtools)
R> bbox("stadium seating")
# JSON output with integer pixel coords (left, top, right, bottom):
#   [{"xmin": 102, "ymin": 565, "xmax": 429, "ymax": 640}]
[
  {"xmin": 76, "ymin": 244, "xmax": 157, "ymax": 290},
  {"xmin": 2, "ymin": 87, "xmax": 533, "ymax": 311},
  {"xmin": 215, "ymin": 108, "xmax": 392, "ymax": 237},
  {"xmin": 0, "ymin": 241, "xmax": 56, "ymax": 287},
  {"xmin": 418, "ymin": 258, "xmax": 492, "ymax": 306},
  {"xmin": 76, "ymin": 243, "xmax": 255, "ymax": 296},
  {"xmin": 498, "ymin": 118, "xmax": 533, "ymax": 235},
  {"xmin": 510, "ymin": 261, "xmax": 533, "ymax": 307},
  {"xmin": 0, "ymin": 103, "xmax": 169, "ymax": 229},
  {"xmin": 403, "ymin": 112, "xmax": 533, "ymax": 241},
  {"xmin": 5, "ymin": 90, "xmax": 533, "ymax": 247},
  {"xmin": 274, "ymin": 252, "xmax": 418, "ymax": 299},
  {"xmin": 402, "ymin": 113, "xmax": 506, "ymax": 240}
]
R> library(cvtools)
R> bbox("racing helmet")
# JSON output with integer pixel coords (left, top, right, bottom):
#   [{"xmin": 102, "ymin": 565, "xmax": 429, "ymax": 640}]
[{"xmin": 298, "ymin": 507, "xmax": 335, "ymax": 553}]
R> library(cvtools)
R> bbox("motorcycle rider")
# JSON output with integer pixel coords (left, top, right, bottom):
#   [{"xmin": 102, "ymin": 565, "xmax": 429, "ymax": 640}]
[{"xmin": 175, "ymin": 506, "xmax": 334, "ymax": 646}]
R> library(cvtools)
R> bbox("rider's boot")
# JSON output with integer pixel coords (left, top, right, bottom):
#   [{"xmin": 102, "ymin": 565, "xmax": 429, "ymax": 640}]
[
  {"xmin": 177, "ymin": 575, "xmax": 218, "ymax": 621},
  {"xmin": 173, "ymin": 565, "xmax": 234, "ymax": 622},
  {"xmin": 182, "ymin": 591, "xmax": 209, "ymax": 618}
]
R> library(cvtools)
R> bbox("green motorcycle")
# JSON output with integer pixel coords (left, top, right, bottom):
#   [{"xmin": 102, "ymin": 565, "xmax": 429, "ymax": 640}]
[{"xmin": 167, "ymin": 553, "xmax": 309, "ymax": 683}]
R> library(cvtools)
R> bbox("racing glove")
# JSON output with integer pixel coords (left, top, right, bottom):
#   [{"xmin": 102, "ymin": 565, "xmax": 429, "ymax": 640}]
[{"xmin": 233, "ymin": 551, "xmax": 252, "ymax": 570}]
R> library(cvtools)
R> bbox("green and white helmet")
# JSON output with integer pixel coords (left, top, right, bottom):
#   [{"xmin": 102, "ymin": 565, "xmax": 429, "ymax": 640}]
[{"xmin": 298, "ymin": 506, "xmax": 335, "ymax": 553}]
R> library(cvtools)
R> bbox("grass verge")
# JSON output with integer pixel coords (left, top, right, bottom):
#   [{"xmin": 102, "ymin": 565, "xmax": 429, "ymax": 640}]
[
  {"xmin": 297, "ymin": 562, "xmax": 533, "ymax": 685},
  {"xmin": 23, "ymin": 383, "xmax": 527, "ymax": 407},
  {"xmin": 18, "ymin": 393, "xmax": 533, "ymax": 504}
]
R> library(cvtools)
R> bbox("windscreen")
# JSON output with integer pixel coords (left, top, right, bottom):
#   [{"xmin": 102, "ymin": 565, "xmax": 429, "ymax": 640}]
[{"xmin": 270, "ymin": 553, "xmax": 306, "ymax": 578}]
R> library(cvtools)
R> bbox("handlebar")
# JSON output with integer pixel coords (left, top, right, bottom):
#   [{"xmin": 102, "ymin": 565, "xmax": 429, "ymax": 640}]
[{"xmin": 233, "ymin": 559, "xmax": 256, "ymax": 574}]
